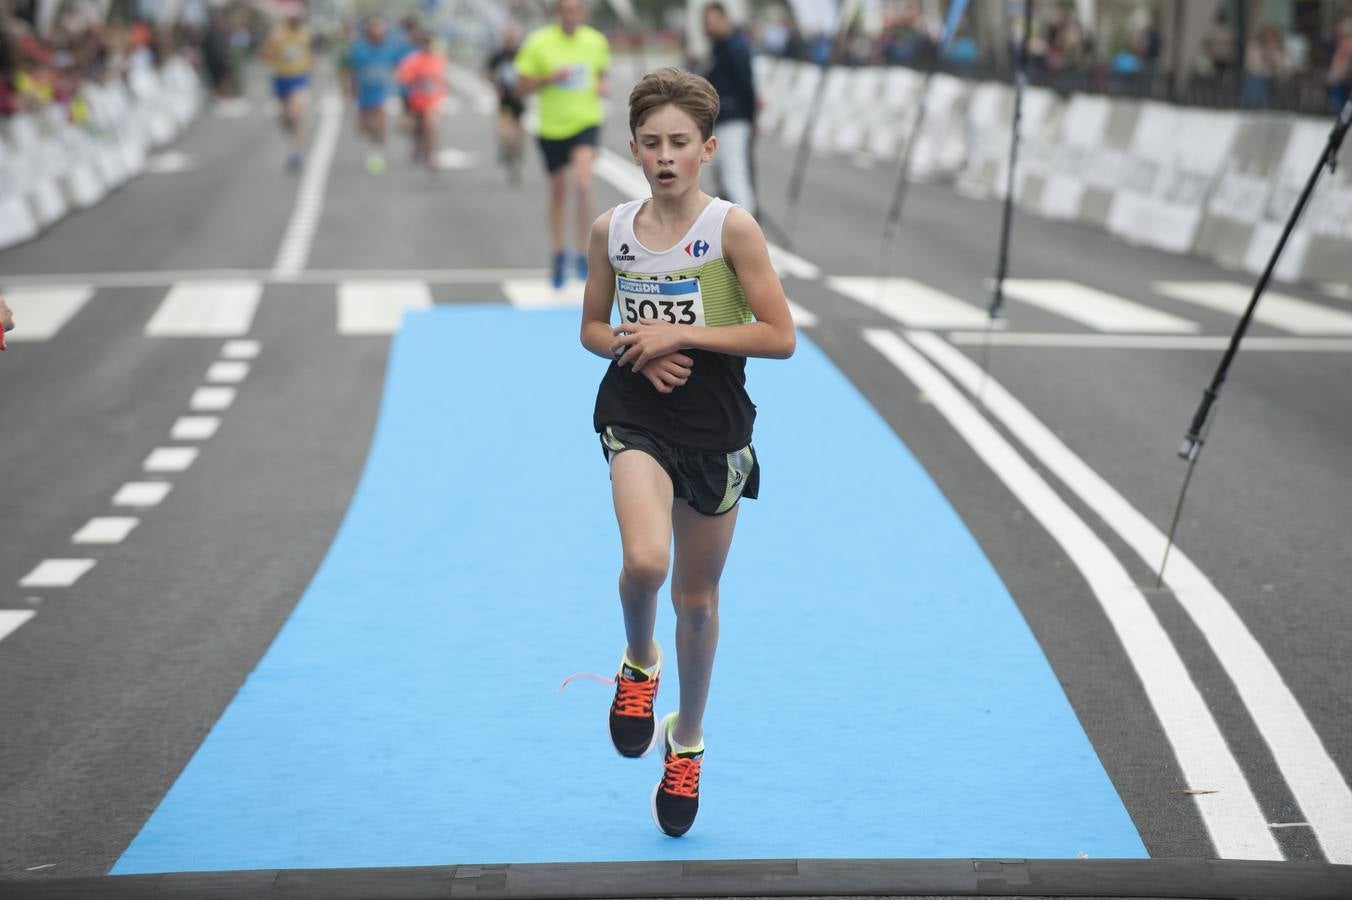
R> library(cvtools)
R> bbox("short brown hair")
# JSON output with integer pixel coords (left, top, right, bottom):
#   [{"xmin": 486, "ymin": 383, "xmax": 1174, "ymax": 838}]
[{"xmin": 628, "ymin": 67, "xmax": 720, "ymax": 140}]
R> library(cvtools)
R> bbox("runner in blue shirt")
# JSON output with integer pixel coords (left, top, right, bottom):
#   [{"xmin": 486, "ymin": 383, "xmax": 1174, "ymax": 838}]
[{"xmin": 345, "ymin": 15, "xmax": 409, "ymax": 175}]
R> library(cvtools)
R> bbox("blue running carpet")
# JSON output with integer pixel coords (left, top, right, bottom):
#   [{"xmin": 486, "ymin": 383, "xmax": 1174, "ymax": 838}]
[{"xmin": 114, "ymin": 306, "xmax": 1147, "ymax": 872}]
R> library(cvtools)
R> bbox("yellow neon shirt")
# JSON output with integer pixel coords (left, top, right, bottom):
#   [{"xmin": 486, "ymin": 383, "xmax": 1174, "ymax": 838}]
[
  {"xmin": 263, "ymin": 25, "xmax": 313, "ymax": 77},
  {"xmin": 514, "ymin": 24, "xmax": 610, "ymax": 140}
]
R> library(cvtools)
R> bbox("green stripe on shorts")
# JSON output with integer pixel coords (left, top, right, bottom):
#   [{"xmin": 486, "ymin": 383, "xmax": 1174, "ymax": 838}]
[{"xmin": 716, "ymin": 445, "xmax": 756, "ymax": 514}]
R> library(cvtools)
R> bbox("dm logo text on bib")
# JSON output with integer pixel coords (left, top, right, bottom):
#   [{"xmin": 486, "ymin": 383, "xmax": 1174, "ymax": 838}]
[{"xmin": 616, "ymin": 276, "xmax": 705, "ymax": 327}]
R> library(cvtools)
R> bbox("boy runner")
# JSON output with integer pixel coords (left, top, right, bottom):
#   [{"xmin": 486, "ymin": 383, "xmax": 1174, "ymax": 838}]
[{"xmin": 579, "ymin": 68, "xmax": 795, "ymax": 836}]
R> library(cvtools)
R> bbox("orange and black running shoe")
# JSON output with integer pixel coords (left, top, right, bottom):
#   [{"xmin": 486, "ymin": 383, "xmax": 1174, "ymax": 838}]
[
  {"xmin": 651, "ymin": 712, "xmax": 703, "ymax": 837},
  {"xmin": 609, "ymin": 645, "xmax": 661, "ymax": 758}
]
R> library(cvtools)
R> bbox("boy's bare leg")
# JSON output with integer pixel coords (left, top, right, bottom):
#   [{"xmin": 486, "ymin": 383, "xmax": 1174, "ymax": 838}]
[
  {"xmin": 669, "ymin": 502, "xmax": 738, "ymax": 748},
  {"xmin": 610, "ymin": 450, "xmax": 673, "ymax": 669}
]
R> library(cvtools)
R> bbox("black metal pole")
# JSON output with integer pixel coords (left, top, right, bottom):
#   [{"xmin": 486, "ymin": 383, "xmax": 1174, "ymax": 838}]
[
  {"xmin": 1177, "ymin": 95, "xmax": 1351, "ymax": 463},
  {"xmin": 785, "ymin": 0, "xmax": 858, "ymax": 233},
  {"xmin": 873, "ymin": 9, "xmax": 965, "ymax": 289},
  {"xmin": 986, "ymin": 0, "xmax": 1035, "ymax": 323},
  {"xmin": 976, "ymin": 0, "xmax": 1035, "ymax": 401},
  {"xmin": 785, "ymin": 63, "xmax": 827, "ymax": 215},
  {"xmin": 1157, "ymin": 95, "xmax": 1351, "ymax": 585},
  {"xmin": 879, "ymin": 67, "xmax": 933, "ymax": 249}
]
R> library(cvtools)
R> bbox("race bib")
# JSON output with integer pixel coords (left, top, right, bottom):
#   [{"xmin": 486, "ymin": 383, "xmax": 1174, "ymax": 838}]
[
  {"xmin": 556, "ymin": 62, "xmax": 589, "ymax": 91},
  {"xmin": 616, "ymin": 276, "xmax": 704, "ymax": 327}
]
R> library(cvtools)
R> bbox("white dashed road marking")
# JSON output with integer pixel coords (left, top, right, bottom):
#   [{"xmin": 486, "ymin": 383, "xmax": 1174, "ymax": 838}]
[
  {"xmin": 206, "ymin": 361, "xmax": 250, "ymax": 384},
  {"xmin": 172, "ymin": 416, "xmax": 221, "ymax": 440},
  {"xmin": 72, "ymin": 517, "xmax": 140, "ymax": 544},
  {"xmin": 19, "ymin": 559, "xmax": 96, "ymax": 588},
  {"xmin": 143, "ymin": 447, "xmax": 199, "ymax": 473},
  {"xmin": 0, "ymin": 610, "xmax": 36, "ymax": 643},
  {"xmin": 190, "ymin": 387, "xmax": 236, "ymax": 412}
]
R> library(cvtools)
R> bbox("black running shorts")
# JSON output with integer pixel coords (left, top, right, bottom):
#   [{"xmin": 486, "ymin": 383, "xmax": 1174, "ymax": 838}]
[
  {"xmin": 599, "ymin": 424, "xmax": 759, "ymax": 517},
  {"xmin": 538, "ymin": 125, "xmax": 599, "ymax": 174}
]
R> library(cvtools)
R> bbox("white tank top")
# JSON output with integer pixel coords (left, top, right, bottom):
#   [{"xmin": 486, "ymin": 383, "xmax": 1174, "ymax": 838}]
[{"xmin": 606, "ymin": 197, "xmax": 753, "ymax": 329}]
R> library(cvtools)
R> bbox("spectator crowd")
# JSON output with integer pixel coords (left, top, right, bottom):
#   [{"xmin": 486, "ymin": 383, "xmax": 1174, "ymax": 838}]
[
  {"xmin": 750, "ymin": 1, "xmax": 1352, "ymax": 115},
  {"xmin": 1, "ymin": 3, "xmax": 260, "ymax": 126}
]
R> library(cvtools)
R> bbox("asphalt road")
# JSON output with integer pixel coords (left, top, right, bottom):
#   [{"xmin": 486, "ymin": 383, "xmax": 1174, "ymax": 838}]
[{"xmin": 1, "ymin": 53, "xmax": 1349, "ymax": 883}]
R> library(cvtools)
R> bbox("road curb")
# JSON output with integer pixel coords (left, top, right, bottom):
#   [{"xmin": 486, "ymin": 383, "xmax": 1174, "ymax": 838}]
[{"xmin": 3, "ymin": 858, "xmax": 1350, "ymax": 899}]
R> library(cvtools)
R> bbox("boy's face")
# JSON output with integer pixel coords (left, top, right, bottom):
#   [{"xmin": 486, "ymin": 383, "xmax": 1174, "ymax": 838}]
[{"xmin": 630, "ymin": 103, "xmax": 715, "ymax": 198}]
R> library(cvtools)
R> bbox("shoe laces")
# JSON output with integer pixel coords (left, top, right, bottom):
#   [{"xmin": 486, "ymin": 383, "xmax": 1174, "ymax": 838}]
[
  {"xmin": 662, "ymin": 751, "xmax": 701, "ymax": 798},
  {"xmin": 611, "ymin": 672, "xmax": 657, "ymax": 717},
  {"xmin": 556, "ymin": 668, "xmax": 657, "ymax": 717},
  {"xmin": 557, "ymin": 671, "xmax": 613, "ymax": 693}
]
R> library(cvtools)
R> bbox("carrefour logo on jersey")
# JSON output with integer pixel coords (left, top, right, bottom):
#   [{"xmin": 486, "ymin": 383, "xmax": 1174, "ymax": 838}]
[{"xmin": 684, "ymin": 239, "xmax": 710, "ymax": 258}]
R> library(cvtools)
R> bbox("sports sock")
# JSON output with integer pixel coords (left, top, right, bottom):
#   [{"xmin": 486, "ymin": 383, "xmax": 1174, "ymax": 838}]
[
  {"xmin": 624, "ymin": 641, "xmax": 660, "ymax": 675},
  {"xmin": 667, "ymin": 716, "xmax": 703, "ymax": 754}
]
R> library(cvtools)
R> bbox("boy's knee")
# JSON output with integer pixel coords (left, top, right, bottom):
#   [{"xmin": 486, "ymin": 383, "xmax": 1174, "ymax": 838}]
[
  {"xmin": 671, "ymin": 587, "xmax": 717, "ymax": 627},
  {"xmin": 621, "ymin": 551, "xmax": 668, "ymax": 597}
]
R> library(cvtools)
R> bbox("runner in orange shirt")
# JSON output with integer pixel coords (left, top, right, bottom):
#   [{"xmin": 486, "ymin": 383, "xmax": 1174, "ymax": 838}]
[{"xmin": 396, "ymin": 26, "xmax": 446, "ymax": 170}]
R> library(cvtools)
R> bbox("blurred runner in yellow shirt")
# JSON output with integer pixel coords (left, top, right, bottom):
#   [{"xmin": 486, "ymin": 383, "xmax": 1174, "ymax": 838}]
[
  {"xmin": 261, "ymin": 2, "xmax": 313, "ymax": 171},
  {"xmin": 514, "ymin": 0, "xmax": 610, "ymax": 289}
]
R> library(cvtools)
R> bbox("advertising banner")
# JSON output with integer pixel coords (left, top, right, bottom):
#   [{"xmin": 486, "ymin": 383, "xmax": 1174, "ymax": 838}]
[
  {"xmin": 1105, "ymin": 102, "xmax": 1240, "ymax": 254},
  {"xmin": 1194, "ymin": 116, "xmax": 1293, "ymax": 271}
]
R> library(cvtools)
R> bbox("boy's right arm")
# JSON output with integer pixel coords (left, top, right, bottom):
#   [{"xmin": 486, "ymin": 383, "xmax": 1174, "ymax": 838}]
[{"xmin": 580, "ymin": 210, "xmax": 618, "ymax": 359}]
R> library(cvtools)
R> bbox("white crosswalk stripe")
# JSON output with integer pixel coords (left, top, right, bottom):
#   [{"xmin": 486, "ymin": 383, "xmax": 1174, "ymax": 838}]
[
  {"xmin": 1000, "ymin": 280, "xmax": 1199, "ymax": 333},
  {"xmin": 502, "ymin": 279, "xmax": 584, "ymax": 309},
  {"xmin": 0, "ymin": 610, "xmax": 36, "ymax": 644},
  {"xmin": 1155, "ymin": 281, "xmax": 1352, "ymax": 335},
  {"xmin": 145, "ymin": 281, "xmax": 262, "ymax": 337},
  {"xmin": 0, "ymin": 285, "xmax": 94, "ymax": 341},
  {"xmin": 787, "ymin": 300, "xmax": 819, "ymax": 328},
  {"xmin": 826, "ymin": 277, "xmax": 993, "ymax": 329},
  {"xmin": 336, "ymin": 281, "xmax": 434, "ymax": 335},
  {"xmin": 7, "ymin": 275, "xmax": 1350, "ymax": 342}
]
